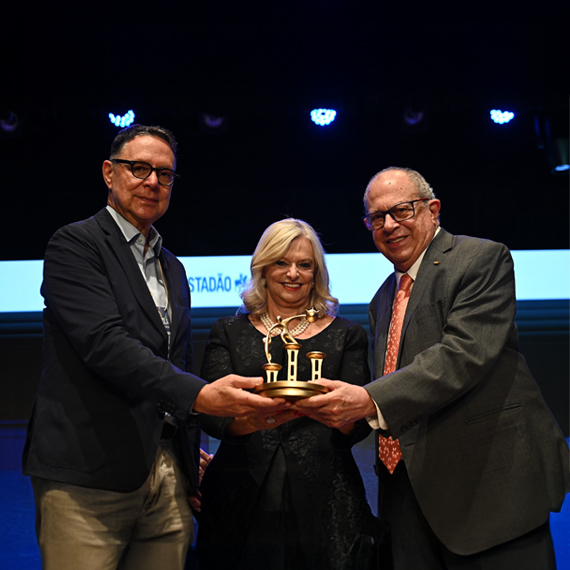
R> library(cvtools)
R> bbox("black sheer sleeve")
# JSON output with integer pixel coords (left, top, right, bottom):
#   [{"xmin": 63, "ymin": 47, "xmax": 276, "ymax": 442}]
[
  {"xmin": 196, "ymin": 318, "xmax": 236, "ymax": 440},
  {"xmin": 331, "ymin": 321, "xmax": 373, "ymax": 449}
]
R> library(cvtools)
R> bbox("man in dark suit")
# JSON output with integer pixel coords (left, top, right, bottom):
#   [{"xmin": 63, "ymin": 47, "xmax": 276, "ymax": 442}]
[
  {"xmin": 23, "ymin": 124, "xmax": 288, "ymax": 570},
  {"xmin": 296, "ymin": 167, "xmax": 570, "ymax": 569}
]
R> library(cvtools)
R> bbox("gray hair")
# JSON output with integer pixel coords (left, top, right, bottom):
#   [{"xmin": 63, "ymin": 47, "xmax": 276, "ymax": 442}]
[
  {"xmin": 109, "ymin": 124, "xmax": 178, "ymax": 159},
  {"xmin": 363, "ymin": 166, "xmax": 436, "ymax": 212}
]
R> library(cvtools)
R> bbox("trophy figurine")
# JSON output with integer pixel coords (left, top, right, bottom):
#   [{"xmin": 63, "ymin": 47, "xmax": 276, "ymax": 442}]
[{"xmin": 254, "ymin": 308, "xmax": 330, "ymax": 401}]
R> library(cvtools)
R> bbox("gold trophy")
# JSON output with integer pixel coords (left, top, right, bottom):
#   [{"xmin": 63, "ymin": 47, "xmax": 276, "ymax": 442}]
[{"xmin": 254, "ymin": 308, "xmax": 329, "ymax": 401}]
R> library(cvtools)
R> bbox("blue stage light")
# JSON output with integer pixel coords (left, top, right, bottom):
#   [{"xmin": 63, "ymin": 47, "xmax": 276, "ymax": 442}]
[
  {"xmin": 310, "ymin": 108, "xmax": 337, "ymax": 126},
  {"xmin": 490, "ymin": 109, "xmax": 515, "ymax": 124},
  {"xmin": 109, "ymin": 110, "xmax": 135, "ymax": 128}
]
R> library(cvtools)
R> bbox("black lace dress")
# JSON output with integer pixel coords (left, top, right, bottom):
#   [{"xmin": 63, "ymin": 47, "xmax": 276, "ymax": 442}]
[{"xmin": 196, "ymin": 315, "xmax": 382, "ymax": 570}]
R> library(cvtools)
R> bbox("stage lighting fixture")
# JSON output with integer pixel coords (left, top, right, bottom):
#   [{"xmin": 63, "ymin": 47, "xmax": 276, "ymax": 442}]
[
  {"xmin": 404, "ymin": 108, "xmax": 424, "ymax": 127},
  {"xmin": 533, "ymin": 112, "xmax": 569, "ymax": 175},
  {"xmin": 550, "ymin": 138, "xmax": 569, "ymax": 174},
  {"xmin": 198, "ymin": 112, "xmax": 228, "ymax": 134},
  {"xmin": 0, "ymin": 109, "xmax": 21, "ymax": 140},
  {"xmin": 401, "ymin": 105, "xmax": 430, "ymax": 133},
  {"xmin": 490, "ymin": 109, "xmax": 515, "ymax": 124},
  {"xmin": 310, "ymin": 108, "xmax": 337, "ymax": 126},
  {"xmin": 0, "ymin": 110, "xmax": 19, "ymax": 133},
  {"xmin": 109, "ymin": 110, "xmax": 135, "ymax": 128}
]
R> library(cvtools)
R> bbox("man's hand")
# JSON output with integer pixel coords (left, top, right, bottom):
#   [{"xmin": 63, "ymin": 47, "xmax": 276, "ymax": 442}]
[
  {"xmin": 292, "ymin": 379, "xmax": 376, "ymax": 428},
  {"xmin": 193, "ymin": 375, "xmax": 291, "ymax": 416}
]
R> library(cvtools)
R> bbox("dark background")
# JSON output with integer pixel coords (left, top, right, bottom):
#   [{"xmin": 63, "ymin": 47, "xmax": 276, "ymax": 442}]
[
  {"xmin": 1, "ymin": 10, "xmax": 568, "ymax": 430},
  {"xmin": 0, "ymin": 14, "xmax": 568, "ymax": 570},
  {"xmin": 1, "ymin": 11, "xmax": 568, "ymax": 261},
  {"xmin": 0, "ymin": 20, "xmax": 568, "ymax": 566}
]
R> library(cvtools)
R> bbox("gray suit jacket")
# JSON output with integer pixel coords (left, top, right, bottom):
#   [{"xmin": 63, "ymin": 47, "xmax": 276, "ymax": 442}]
[{"xmin": 366, "ymin": 228, "xmax": 570, "ymax": 555}]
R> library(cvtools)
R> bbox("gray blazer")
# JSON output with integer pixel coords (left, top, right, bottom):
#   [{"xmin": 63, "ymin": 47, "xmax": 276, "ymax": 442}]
[{"xmin": 366, "ymin": 228, "xmax": 570, "ymax": 555}]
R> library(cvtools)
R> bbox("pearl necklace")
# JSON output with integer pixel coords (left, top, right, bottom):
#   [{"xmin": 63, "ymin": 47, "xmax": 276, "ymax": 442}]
[{"xmin": 260, "ymin": 313, "xmax": 310, "ymax": 337}]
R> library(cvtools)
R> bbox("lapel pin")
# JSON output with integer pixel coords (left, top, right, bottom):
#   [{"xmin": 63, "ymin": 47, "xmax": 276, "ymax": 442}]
[{"xmin": 433, "ymin": 261, "xmax": 440, "ymax": 265}]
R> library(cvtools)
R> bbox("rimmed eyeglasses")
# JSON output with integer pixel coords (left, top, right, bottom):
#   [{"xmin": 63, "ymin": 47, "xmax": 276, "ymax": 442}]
[
  {"xmin": 362, "ymin": 199, "xmax": 429, "ymax": 231},
  {"xmin": 111, "ymin": 159, "xmax": 180, "ymax": 186}
]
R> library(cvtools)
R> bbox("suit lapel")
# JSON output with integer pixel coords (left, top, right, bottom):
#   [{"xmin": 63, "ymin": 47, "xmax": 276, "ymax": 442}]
[
  {"xmin": 400, "ymin": 228, "xmax": 454, "ymax": 344},
  {"xmin": 374, "ymin": 274, "xmax": 397, "ymax": 377},
  {"xmin": 372, "ymin": 228, "xmax": 454, "ymax": 376},
  {"xmin": 95, "ymin": 209, "xmax": 168, "ymax": 338}
]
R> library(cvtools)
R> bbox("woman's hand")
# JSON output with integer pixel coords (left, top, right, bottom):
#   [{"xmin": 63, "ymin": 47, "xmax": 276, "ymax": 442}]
[
  {"xmin": 189, "ymin": 448, "xmax": 214, "ymax": 512},
  {"xmin": 198, "ymin": 448, "xmax": 213, "ymax": 484}
]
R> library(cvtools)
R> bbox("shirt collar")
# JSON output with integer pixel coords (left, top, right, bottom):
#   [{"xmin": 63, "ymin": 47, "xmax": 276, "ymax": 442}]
[
  {"xmin": 106, "ymin": 205, "xmax": 163, "ymax": 255},
  {"xmin": 395, "ymin": 226, "xmax": 440, "ymax": 285}
]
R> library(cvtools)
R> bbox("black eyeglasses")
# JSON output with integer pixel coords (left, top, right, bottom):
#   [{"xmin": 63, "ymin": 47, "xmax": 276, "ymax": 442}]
[
  {"xmin": 111, "ymin": 159, "xmax": 180, "ymax": 186},
  {"xmin": 362, "ymin": 199, "xmax": 429, "ymax": 231}
]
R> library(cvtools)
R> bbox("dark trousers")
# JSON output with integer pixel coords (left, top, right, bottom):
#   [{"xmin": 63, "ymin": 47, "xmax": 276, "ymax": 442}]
[{"xmin": 379, "ymin": 461, "xmax": 557, "ymax": 570}]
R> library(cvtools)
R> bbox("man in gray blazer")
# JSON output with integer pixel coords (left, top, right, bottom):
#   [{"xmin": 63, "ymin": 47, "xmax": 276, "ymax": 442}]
[
  {"xmin": 23, "ymin": 124, "xmax": 288, "ymax": 570},
  {"xmin": 296, "ymin": 167, "xmax": 570, "ymax": 569}
]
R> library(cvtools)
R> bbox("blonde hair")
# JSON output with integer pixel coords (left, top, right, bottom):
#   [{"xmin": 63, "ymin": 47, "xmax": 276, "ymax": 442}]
[{"xmin": 241, "ymin": 218, "xmax": 339, "ymax": 317}]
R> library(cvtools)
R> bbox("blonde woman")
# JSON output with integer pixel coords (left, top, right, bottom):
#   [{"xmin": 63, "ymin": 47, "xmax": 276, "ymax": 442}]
[{"xmin": 197, "ymin": 219, "xmax": 384, "ymax": 570}]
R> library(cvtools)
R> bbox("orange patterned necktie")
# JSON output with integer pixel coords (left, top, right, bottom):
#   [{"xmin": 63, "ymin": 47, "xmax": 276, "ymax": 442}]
[{"xmin": 378, "ymin": 273, "xmax": 413, "ymax": 474}]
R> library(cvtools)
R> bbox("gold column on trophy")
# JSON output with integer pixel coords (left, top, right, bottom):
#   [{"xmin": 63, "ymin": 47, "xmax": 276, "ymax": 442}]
[
  {"xmin": 262, "ymin": 362, "xmax": 282, "ymax": 383},
  {"xmin": 255, "ymin": 309, "xmax": 329, "ymax": 401},
  {"xmin": 306, "ymin": 351, "xmax": 325, "ymax": 380},
  {"xmin": 284, "ymin": 343, "xmax": 301, "ymax": 380}
]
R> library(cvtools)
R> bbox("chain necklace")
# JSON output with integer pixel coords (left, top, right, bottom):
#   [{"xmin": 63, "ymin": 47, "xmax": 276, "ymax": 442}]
[{"xmin": 260, "ymin": 313, "xmax": 310, "ymax": 337}]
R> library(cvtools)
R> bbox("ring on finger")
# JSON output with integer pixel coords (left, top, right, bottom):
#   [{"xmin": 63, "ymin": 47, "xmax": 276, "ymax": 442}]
[{"xmin": 266, "ymin": 416, "xmax": 276, "ymax": 424}]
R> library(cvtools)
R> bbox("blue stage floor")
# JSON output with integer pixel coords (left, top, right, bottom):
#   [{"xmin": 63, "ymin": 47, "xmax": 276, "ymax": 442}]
[{"xmin": 2, "ymin": 437, "xmax": 569, "ymax": 569}]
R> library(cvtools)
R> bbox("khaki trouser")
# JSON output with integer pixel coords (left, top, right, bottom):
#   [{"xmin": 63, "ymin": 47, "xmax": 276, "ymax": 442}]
[{"xmin": 32, "ymin": 446, "xmax": 193, "ymax": 570}]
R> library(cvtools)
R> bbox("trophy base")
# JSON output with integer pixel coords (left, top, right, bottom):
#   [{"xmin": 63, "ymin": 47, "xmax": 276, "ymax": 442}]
[{"xmin": 254, "ymin": 380, "xmax": 328, "ymax": 402}]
